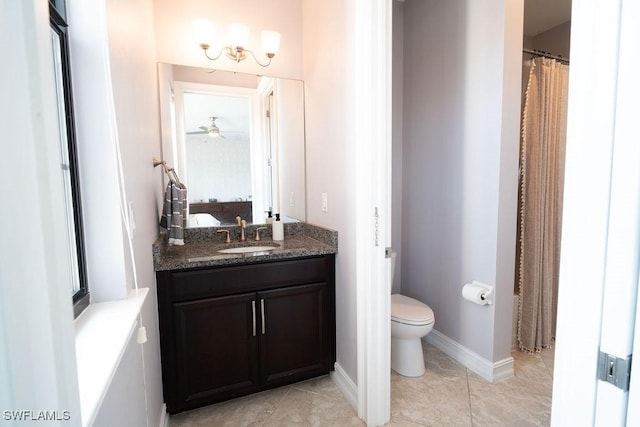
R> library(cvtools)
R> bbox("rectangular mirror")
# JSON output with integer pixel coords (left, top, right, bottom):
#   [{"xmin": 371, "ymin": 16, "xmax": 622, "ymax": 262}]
[{"xmin": 158, "ymin": 63, "xmax": 306, "ymax": 227}]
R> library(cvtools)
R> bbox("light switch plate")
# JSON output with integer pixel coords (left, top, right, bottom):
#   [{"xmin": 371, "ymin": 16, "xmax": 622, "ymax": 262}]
[{"xmin": 321, "ymin": 193, "xmax": 328, "ymax": 212}]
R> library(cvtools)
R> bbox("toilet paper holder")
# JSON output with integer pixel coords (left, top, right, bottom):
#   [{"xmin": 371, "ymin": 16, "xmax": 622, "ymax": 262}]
[{"xmin": 462, "ymin": 281, "xmax": 494, "ymax": 305}]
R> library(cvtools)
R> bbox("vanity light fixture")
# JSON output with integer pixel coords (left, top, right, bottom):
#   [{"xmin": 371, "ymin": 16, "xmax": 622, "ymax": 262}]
[{"xmin": 193, "ymin": 20, "xmax": 281, "ymax": 68}]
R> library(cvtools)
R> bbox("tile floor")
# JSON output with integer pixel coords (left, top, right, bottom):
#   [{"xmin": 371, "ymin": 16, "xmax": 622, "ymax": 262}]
[{"xmin": 170, "ymin": 342, "xmax": 555, "ymax": 427}]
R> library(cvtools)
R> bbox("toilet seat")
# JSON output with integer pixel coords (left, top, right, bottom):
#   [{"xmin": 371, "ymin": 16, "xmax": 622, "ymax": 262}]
[{"xmin": 391, "ymin": 294, "xmax": 435, "ymax": 326}]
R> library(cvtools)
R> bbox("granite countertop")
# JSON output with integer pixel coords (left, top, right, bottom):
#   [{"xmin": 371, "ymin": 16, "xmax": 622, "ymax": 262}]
[{"xmin": 153, "ymin": 222, "xmax": 338, "ymax": 271}]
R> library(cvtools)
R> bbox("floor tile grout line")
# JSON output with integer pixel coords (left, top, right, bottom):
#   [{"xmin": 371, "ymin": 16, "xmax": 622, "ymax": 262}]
[
  {"xmin": 392, "ymin": 412, "xmax": 431, "ymax": 427},
  {"xmin": 259, "ymin": 385, "xmax": 293, "ymax": 427},
  {"xmin": 289, "ymin": 381, "xmax": 344, "ymax": 402},
  {"xmin": 290, "ymin": 385, "xmax": 340, "ymax": 402},
  {"xmin": 466, "ymin": 376, "xmax": 554, "ymax": 400},
  {"xmin": 466, "ymin": 368, "xmax": 476, "ymax": 427}
]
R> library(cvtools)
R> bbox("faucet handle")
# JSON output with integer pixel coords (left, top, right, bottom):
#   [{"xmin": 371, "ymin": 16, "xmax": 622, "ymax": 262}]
[
  {"xmin": 254, "ymin": 226, "xmax": 268, "ymax": 241},
  {"xmin": 235, "ymin": 216, "xmax": 242, "ymax": 226},
  {"xmin": 217, "ymin": 229, "xmax": 231, "ymax": 243}
]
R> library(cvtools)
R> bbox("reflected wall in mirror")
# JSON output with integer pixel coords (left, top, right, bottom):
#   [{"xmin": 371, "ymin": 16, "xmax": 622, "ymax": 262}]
[
  {"xmin": 184, "ymin": 93, "xmax": 251, "ymax": 203},
  {"xmin": 158, "ymin": 63, "xmax": 306, "ymax": 227}
]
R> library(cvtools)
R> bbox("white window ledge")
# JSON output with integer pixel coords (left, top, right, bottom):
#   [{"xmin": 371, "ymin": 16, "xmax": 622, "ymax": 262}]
[{"xmin": 74, "ymin": 288, "xmax": 149, "ymax": 426}]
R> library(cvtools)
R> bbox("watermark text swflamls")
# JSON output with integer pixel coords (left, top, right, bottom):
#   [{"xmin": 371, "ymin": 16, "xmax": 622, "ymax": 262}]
[{"xmin": 3, "ymin": 410, "xmax": 71, "ymax": 422}]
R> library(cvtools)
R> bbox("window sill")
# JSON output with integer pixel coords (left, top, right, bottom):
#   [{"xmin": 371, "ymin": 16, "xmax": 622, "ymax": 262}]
[{"xmin": 74, "ymin": 288, "xmax": 149, "ymax": 426}]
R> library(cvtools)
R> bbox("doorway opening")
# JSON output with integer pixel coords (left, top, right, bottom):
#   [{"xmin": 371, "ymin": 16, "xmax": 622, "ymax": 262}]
[{"xmin": 514, "ymin": 0, "xmax": 572, "ymax": 356}]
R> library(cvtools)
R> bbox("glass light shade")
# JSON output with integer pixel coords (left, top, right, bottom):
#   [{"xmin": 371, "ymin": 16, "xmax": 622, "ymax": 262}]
[
  {"xmin": 228, "ymin": 23, "xmax": 250, "ymax": 47},
  {"xmin": 192, "ymin": 19, "xmax": 215, "ymax": 46},
  {"xmin": 261, "ymin": 30, "xmax": 281, "ymax": 55}
]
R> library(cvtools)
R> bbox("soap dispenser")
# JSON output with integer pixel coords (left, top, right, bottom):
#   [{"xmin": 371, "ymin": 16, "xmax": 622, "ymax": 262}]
[
  {"xmin": 272, "ymin": 213, "xmax": 284, "ymax": 241},
  {"xmin": 265, "ymin": 210, "xmax": 274, "ymax": 225}
]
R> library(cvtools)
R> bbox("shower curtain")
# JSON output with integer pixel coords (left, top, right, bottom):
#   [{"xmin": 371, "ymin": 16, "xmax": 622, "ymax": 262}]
[{"xmin": 517, "ymin": 57, "xmax": 569, "ymax": 353}]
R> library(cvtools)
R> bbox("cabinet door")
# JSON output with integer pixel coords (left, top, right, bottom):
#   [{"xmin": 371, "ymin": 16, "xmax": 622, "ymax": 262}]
[
  {"xmin": 173, "ymin": 292, "xmax": 260, "ymax": 411},
  {"xmin": 258, "ymin": 282, "xmax": 330, "ymax": 387}
]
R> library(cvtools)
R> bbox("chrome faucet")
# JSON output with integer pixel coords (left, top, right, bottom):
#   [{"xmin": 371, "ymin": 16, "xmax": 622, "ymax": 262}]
[{"xmin": 236, "ymin": 216, "xmax": 247, "ymax": 242}]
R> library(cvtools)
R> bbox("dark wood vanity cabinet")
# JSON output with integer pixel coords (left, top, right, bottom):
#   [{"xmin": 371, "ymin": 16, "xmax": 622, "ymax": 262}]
[{"xmin": 156, "ymin": 255, "xmax": 336, "ymax": 414}]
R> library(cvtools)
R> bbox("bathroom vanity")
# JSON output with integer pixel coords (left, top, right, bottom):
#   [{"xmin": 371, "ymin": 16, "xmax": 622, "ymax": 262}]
[{"xmin": 153, "ymin": 224, "xmax": 337, "ymax": 414}]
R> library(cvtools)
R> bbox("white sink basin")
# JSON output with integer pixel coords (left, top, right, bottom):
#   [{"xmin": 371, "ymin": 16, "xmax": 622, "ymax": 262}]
[{"xmin": 218, "ymin": 245, "xmax": 278, "ymax": 254}]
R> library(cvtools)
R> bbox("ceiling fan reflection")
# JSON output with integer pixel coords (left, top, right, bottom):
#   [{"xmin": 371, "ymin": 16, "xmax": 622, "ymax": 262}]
[{"xmin": 186, "ymin": 116, "xmax": 226, "ymax": 139}]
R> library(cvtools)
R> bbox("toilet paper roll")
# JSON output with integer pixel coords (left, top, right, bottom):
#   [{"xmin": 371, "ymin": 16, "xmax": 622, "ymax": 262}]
[{"xmin": 462, "ymin": 283, "xmax": 490, "ymax": 305}]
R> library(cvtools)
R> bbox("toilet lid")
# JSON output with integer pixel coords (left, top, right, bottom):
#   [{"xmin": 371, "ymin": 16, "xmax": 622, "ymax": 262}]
[{"xmin": 391, "ymin": 294, "xmax": 435, "ymax": 325}]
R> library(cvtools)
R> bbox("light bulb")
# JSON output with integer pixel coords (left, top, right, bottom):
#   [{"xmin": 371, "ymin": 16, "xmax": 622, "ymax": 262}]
[
  {"xmin": 192, "ymin": 19, "xmax": 214, "ymax": 48},
  {"xmin": 228, "ymin": 23, "xmax": 250, "ymax": 47},
  {"xmin": 261, "ymin": 30, "xmax": 281, "ymax": 55}
]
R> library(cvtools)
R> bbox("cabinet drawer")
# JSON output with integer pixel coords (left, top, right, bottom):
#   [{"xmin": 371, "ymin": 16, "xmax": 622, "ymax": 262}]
[{"xmin": 167, "ymin": 257, "xmax": 329, "ymax": 301}]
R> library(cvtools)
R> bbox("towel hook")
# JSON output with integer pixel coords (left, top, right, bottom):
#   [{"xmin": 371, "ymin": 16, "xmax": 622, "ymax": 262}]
[{"xmin": 153, "ymin": 156, "xmax": 183, "ymax": 186}]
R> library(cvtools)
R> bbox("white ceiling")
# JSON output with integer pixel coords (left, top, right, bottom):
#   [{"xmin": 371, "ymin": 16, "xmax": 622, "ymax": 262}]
[{"xmin": 524, "ymin": 0, "xmax": 572, "ymax": 37}]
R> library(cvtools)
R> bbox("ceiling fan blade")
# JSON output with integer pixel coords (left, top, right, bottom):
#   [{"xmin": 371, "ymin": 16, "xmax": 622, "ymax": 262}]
[{"xmin": 186, "ymin": 130, "xmax": 208, "ymax": 135}]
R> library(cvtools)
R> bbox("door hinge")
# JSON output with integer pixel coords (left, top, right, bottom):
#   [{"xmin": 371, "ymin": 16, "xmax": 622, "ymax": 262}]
[{"xmin": 598, "ymin": 351, "xmax": 632, "ymax": 391}]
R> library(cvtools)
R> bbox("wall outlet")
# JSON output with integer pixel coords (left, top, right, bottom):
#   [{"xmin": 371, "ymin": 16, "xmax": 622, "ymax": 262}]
[
  {"xmin": 321, "ymin": 192, "xmax": 328, "ymax": 212},
  {"xmin": 289, "ymin": 191, "xmax": 295, "ymax": 208}
]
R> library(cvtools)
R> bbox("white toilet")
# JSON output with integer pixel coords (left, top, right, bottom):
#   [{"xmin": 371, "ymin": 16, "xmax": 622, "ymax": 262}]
[{"xmin": 389, "ymin": 251, "xmax": 435, "ymax": 377}]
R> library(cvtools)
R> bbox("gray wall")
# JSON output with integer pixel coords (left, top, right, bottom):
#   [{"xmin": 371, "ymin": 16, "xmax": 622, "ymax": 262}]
[
  {"xmin": 303, "ymin": 0, "xmax": 359, "ymax": 385},
  {"xmin": 1, "ymin": 0, "xmax": 165, "ymax": 424},
  {"xmin": 522, "ymin": 21, "xmax": 571, "ymax": 101},
  {"xmin": 392, "ymin": 0, "xmax": 404, "ymax": 294},
  {"xmin": 533, "ymin": 21, "xmax": 571, "ymax": 58},
  {"xmin": 400, "ymin": 0, "xmax": 521, "ymax": 362},
  {"xmin": 105, "ymin": 0, "xmax": 164, "ymax": 423}
]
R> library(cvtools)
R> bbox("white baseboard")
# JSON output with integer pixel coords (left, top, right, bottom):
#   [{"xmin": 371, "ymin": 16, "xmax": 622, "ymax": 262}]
[
  {"xmin": 425, "ymin": 329, "xmax": 514, "ymax": 383},
  {"xmin": 331, "ymin": 363, "xmax": 358, "ymax": 412},
  {"xmin": 492, "ymin": 357, "xmax": 515, "ymax": 383},
  {"xmin": 159, "ymin": 403, "xmax": 169, "ymax": 427}
]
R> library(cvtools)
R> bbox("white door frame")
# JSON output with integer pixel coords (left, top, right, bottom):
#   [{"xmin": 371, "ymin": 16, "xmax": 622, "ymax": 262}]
[
  {"xmin": 354, "ymin": 0, "xmax": 393, "ymax": 425},
  {"xmin": 628, "ymin": 274, "xmax": 640, "ymax": 423},
  {"xmin": 357, "ymin": 0, "xmax": 640, "ymax": 425},
  {"xmin": 169, "ymin": 82, "xmax": 263, "ymax": 220},
  {"xmin": 593, "ymin": 0, "xmax": 640, "ymax": 422},
  {"xmin": 551, "ymin": 0, "xmax": 639, "ymax": 424}
]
